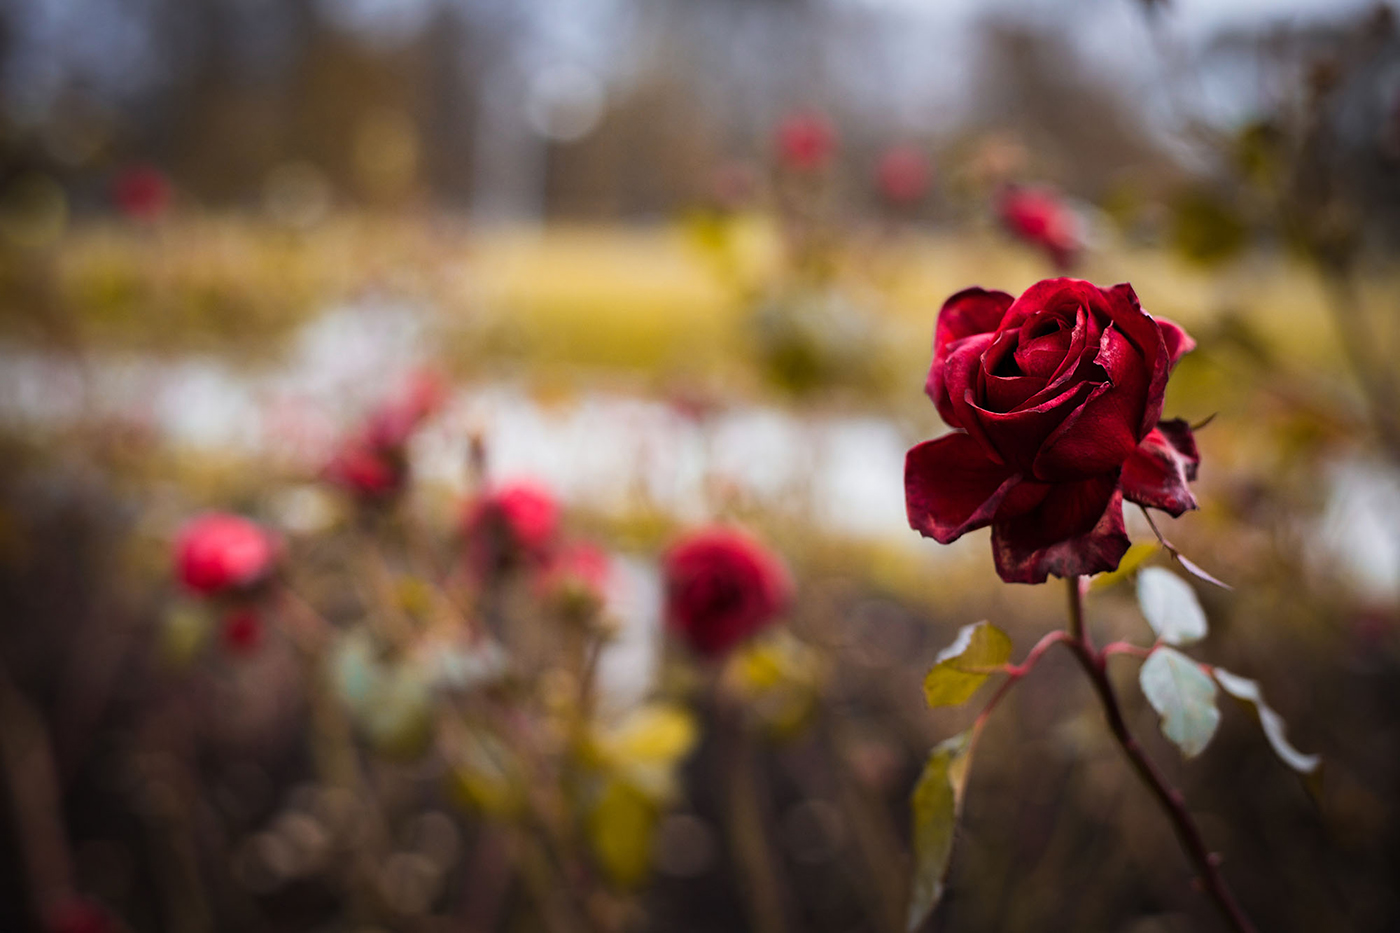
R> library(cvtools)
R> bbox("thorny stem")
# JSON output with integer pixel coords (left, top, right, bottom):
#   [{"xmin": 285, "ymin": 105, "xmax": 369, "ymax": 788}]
[{"xmin": 1062, "ymin": 577, "xmax": 1257, "ymax": 933}]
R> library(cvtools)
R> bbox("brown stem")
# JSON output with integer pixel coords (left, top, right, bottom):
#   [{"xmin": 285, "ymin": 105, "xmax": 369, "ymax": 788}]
[
  {"xmin": 1063, "ymin": 578, "xmax": 1257, "ymax": 933},
  {"xmin": 715, "ymin": 688, "xmax": 790, "ymax": 933}
]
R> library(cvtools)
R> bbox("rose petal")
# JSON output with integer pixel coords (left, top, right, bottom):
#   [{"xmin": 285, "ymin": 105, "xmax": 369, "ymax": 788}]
[
  {"xmin": 926, "ymin": 288, "xmax": 1013, "ymax": 425},
  {"xmin": 991, "ymin": 476, "xmax": 1130, "ymax": 584},
  {"xmin": 1103, "ymin": 283, "xmax": 1170, "ymax": 434},
  {"xmin": 1031, "ymin": 325, "xmax": 1149, "ymax": 481},
  {"xmin": 968, "ymin": 380, "xmax": 1095, "ymax": 472},
  {"xmin": 1157, "ymin": 317, "xmax": 1196, "ymax": 370},
  {"xmin": 941, "ymin": 333, "xmax": 1003, "ymax": 460},
  {"xmin": 905, "ymin": 433, "xmax": 1021, "ymax": 544},
  {"xmin": 1122, "ymin": 419, "xmax": 1200, "ymax": 517}
]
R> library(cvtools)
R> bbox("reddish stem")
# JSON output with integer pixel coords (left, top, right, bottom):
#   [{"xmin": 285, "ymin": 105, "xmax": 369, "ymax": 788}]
[{"xmin": 1063, "ymin": 577, "xmax": 1257, "ymax": 933}]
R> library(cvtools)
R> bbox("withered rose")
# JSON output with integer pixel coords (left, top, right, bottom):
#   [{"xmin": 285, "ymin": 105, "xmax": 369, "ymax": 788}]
[{"xmin": 905, "ymin": 278, "xmax": 1198, "ymax": 584}]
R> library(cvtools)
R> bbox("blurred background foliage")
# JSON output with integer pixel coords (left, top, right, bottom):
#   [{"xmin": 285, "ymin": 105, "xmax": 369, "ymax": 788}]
[{"xmin": 2, "ymin": 1, "xmax": 1400, "ymax": 932}]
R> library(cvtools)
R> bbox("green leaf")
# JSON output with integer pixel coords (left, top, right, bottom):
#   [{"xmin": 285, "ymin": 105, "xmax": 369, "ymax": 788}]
[
  {"xmin": 1137, "ymin": 567, "xmax": 1208, "ymax": 646},
  {"xmin": 1212, "ymin": 668, "xmax": 1321, "ymax": 777},
  {"xmin": 907, "ymin": 731, "xmax": 974, "ymax": 931},
  {"xmin": 1089, "ymin": 541, "xmax": 1158, "ymax": 591},
  {"xmin": 923, "ymin": 622, "xmax": 1012, "ymax": 708},
  {"xmin": 1139, "ymin": 647, "xmax": 1220, "ymax": 758}
]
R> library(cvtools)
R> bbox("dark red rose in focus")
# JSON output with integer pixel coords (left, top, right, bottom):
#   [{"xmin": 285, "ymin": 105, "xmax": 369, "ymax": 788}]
[
  {"xmin": 324, "ymin": 369, "xmax": 446, "ymax": 500},
  {"xmin": 462, "ymin": 481, "xmax": 561, "ymax": 576},
  {"xmin": 998, "ymin": 185, "xmax": 1081, "ymax": 270},
  {"xmin": 222, "ymin": 608, "xmax": 264, "ymax": 654},
  {"xmin": 876, "ymin": 145, "xmax": 931, "ymax": 206},
  {"xmin": 174, "ymin": 513, "xmax": 277, "ymax": 596},
  {"xmin": 663, "ymin": 527, "xmax": 793, "ymax": 659},
  {"xmin": 775, "ymin": 112, "xmax": 837, "ymax": 173},
  {"xmin": 112, "ymin": 165, "xmax": 172, "ymax": 222},
  {"xmin": 905, "ymin": 278, "xmax": 1197, "ymax": 584}
]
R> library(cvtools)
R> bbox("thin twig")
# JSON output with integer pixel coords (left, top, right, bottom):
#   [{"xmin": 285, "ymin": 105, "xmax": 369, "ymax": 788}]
[{"xmin": 1063, "ymin": 578, "xmax": 1257, "ymax": 933}]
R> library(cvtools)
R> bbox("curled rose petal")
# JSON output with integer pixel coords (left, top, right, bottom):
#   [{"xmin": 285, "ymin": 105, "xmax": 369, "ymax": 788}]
[
  {"xmin": 1157, "ymin": 317, "xmax": 1196, "ymax": 370},
  {"xmin": 926, "ymin": 288, "xmax": 1013, "ymax": 426},
  {"xmin": 905, "ymin": 433, "xmax": 1019, "ymax": 544},
  {"xmin": 1121, "ymin": 419, "xmax": 1200, "ymax": 517},
  {"xmin": 992, "ymin": 478, "xmax": 1131, "ymax": 584}
]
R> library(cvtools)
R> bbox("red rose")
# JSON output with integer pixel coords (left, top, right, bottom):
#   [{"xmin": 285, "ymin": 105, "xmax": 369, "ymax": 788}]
[
  {"xmin": 775, "ymin": 112, "xmax": 837, "ymax": 173},
  {"xmin": 905, "ymin": 278, "xmax": 1197, "ymax": 584},
  {"xmin": 998, "ymin": 185, "xmax": 1081, "ymax": 270},
  {"xmin": 462, "ymin": 481, "xmax": 560, "ymax": 575},
  {"xmin": 663, "ymin": 528, "xmax": 793, "ymax": 658},
  {"xmin": 537, "ymin": 542, "xmax": 611, "ymax": 618},
  {"xmin": 324, "ymin": 369, "xmax": 446, "ymax": 499},
  {"xmin": 174, "ymin": 513, "xmax": 277, "ymax": 596},
  {"xmin": 876, "ymin": 145, "xmax": 931, "ymax": 206}
]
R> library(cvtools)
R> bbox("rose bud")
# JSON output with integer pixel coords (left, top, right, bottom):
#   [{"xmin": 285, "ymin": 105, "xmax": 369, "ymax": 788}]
[
  {"xmin": 876, "ymin": 145, "xmax": 931, "ymax": 207},
  {"xmin": 775, "ymin": 112, "xmax": 837, "ymax": 174},
  {"xmin": 461, "ymin": 481, "xmax": 561, "ymax": 576},
  {"xmin": 324, "ymin": 369, "xmax": 446, "ymax": 500},
  {"xmin": 998, "ymin": 185, "xmax": 1082, "ymax": 270},
  {"xmin": 905, "ymin": 278, "xmax": 1197, "ymax": 584},
  {"xmin": 537, "ymin": 542, "xmax": 611, "ymax": 623},
  {"xmin": 221, "ymin": 608, "xmax": 264, "ymax": 654},
  {"xmin": 663, "ymin": 527, "xmax": 793, "ymax": 659},
  {"xmin": 174, "ymin": 513, "xmax": 278, "ymax": 596},
  {"xmin": 112, "ymin": 164, "xmax": 172, "ymax": 222}
]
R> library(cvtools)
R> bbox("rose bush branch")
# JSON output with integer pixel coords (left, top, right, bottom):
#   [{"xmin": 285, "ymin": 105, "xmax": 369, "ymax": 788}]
[{"xmin": 1061, "ymin": 577, "xmax": 1257, "ymax": 933}]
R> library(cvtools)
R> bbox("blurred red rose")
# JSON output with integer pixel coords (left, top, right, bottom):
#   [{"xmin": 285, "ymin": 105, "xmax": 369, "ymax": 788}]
[
  {"xmin": 538, "ymin": 542, "xmax": 610, "ymax": 618},
  {"xmin": 905, "ymin": 278, "xmax": 1197, "ymax": 584},
  {"xmin": 324, "ymin": 369, "xmax": 446, "ymax": 500},
  {"xmin": 663, "ymin": 527, "xmax": 792, "ymax": 658},
  {"xmin": 775, "ymin": 112, "xmax": 836, "ymax": 173},
  {"xmin": 174, "ymin": 513, "xmax": 277, "ymax": 596},
  {"xmin": 876, "ymin": 145, "xmax": 931, "ymax": 206},
  {"xmin": 998, "ymin": 185, "xmax": 1082, "ymax": 270},
  {"xmin": 221, "ymin": 608, "xmax": 264, "ymax": 654},
  {"xmin": 112, "ymin": 164, "xmax": 171, "ymax": 222},
  {"xmin": 462, "ymin": 481, "xmax": 561, "ymax": 576}
]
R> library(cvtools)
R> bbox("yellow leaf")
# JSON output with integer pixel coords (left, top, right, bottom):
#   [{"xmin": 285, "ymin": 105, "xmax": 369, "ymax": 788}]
[
  {"xmin": 922, "ymin": 622, "xmax": 1011, "ymax": 708},
  {"xmin": 907, "ymin": 730, "xmax": 975, "ymax": 930},
  {"xmin": 1089, "ymin": 542, "xmax": 1158, "ymax": 591},
  {"xmin": 588, "ymin": 780, "xmax": 658, "ymax": 889}
]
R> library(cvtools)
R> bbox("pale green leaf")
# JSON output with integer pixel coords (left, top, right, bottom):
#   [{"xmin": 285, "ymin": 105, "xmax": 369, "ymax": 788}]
[
  {"xmin": 907, "ymin": 731, "xmax": 974, "ymax": 931},
  {"xmin": 1089, "ymin": 542, "xmax": 1158, "ymax": 591},
  {"xmin": 1137, "ymin": 567, "xmax": 1208, "ymax": 646},
  {"xmin": 923, "ymin": 622, "xmax": 1012, "ymax": 708},
  {"xmin": 1212, "ymin": 668, "xmax": 1320, "ymax": 776},
  {"xmin": 1139, "ymin": 647, "xmax": 1220, "ymax": 757}
]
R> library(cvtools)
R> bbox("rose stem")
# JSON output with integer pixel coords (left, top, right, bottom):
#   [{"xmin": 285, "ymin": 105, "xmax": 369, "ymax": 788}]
[
  {"xmin": 715, "ymin": 682, "xmax": 791, "ymax": 933},
  {"xmin": 1062, "ymin": 576, "xmax": 1257, "ymax": 933}
]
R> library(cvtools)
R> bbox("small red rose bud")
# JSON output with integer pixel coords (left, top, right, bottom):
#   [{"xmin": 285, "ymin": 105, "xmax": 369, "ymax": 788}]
[
  {"xmin": 462, "ymin": 481, "xmax": 561, "ymax": 576},
  {"xmin": 112, "ymin": 164, "xmax": 171, "ymax": 222},
  {"xmin": 663, "ymin": 527, "xmax": 793, "ymax": 659},
  {"xmin": 997, "ymin": 185, "xmax": 1082, "ymax": 270},
  {"xmin": 876, "ymin": 145, "xmax": 931, "ymax": 206},
  {"xmin": 324, "ymin": 368, "xmax": 446, "ymax": 500},
  {"xmin": 174, "ymin": 513, "xmax": 277, "ymax": 596},
  {"xmin": 538, "ymin": 542, "xmax": 611, "ymax": 622},
  {"xmin": 775, "ymin": 112, "xmax": 837, "ymax": 173}
]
